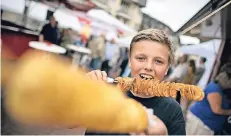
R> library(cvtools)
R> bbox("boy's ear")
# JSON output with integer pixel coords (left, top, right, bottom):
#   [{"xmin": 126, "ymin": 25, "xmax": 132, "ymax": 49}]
[
  {"xmin": 128, "ymin": 60, "xmax": 131, "ymax": 68},
  {"xmin": 165, "ymin": 66, "xmax": 170, "ymax": 75}
]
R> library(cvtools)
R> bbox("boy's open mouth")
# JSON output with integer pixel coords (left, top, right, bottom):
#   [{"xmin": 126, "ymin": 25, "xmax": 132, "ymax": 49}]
[{"xmin": 139, "ymin": 73, "xmax": 154, "ymax": 80}]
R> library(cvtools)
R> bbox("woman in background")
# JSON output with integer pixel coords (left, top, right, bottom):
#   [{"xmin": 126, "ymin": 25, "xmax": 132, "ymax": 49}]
[
  {"xmin": 60, "ymin": 28, "xmax": 73, "ymax": 48},
  {"xmin": 183, "ymin": 60, "xmax": 196, "ymax": 84},
  {"xmin": 186, "ymin": 70, "xmax": 231, "ymax": 135}
]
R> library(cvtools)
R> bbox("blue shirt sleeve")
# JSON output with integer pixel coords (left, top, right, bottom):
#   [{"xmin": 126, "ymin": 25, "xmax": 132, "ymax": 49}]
[{"xmin": 205, "ymin": 82, "xmax": 222, "ymax": 95}]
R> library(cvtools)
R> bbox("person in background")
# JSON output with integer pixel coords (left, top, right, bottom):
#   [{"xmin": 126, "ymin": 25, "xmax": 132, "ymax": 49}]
[
  {"xmin": 79, "ymin": 36, "xmax": 95, "ymax": 68},
  {"xmin": 73, "ymin": 32, "xmax": 82, "ymax": 46},
  {"xmin": 56, "ymin": 21, "xmax": 61, "ymax": 44},
  {"xmin": 79, "ymin": 35, "xmax": 87, "ymax": 47},
  {"xmin": 85, "ymin": 35, "xmax": 94, "ymax": 48},
  {"xmin": 101, "ymin": 38, "xmax": 120, "ymax": 74},
  {"xmin": 181, "ymin": 59, "xmax": 196, "ymax": 115},
  {"xmin": 119, "ymin": 48, "xmax": 129, "ymax": 76},
  {"xmin": 221, "ymin": 91, "xmax": 231, "ymax": 135},
  {"xmin": 183, "ymin": 60, "xmax": 196, "ymax": 85},
  {"xmin": 88, "ymin": 34, "xmax": 106, "ymax": 70},
  {"xmin": 60, "ymin": 28, "xmax": 73, "ymax": 48},
  {"xmin": 218, "ymin": 60, "xmax": 231, "ymax": 134},
  {"xmin": 220, "ymin": 62, "xmax": 231, "ymax": 73},
  {"xmin": 167, "ymin": 55, "xmax": 189, "ymax": 82},
  {"xmin": 166, "ymin": 54, "xmax": 189, "ymax": 104},
  {"xmin": 186, "ymin": 69, "xmax": 231, "ymax": 135},
  {"xmin": 194, "ymin": 57, "xmax": 207, "ymax": 85},
  {"xmin": 39, "ymin": 15, "xmax": 60, "ymax": 45}
]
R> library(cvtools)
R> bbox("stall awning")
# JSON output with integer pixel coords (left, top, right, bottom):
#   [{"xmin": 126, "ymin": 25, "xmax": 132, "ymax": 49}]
[
  {"xmin": 117, "ymin": 36, "xmax": 134, "ymax": 48},
  {"xmin": 1, "ymin": 0, "xmax": 25, "ymax": 14},
  {"xmin": 177, "ymin": 39, "xmax": 221, "ymax": 57},
  {"xmin": 179, "ymin": 35, "xmax": 200, "ymax": 45},
  {"xmin": 54, "ymin": 9, "xmax": 81, "ymax": 31}
]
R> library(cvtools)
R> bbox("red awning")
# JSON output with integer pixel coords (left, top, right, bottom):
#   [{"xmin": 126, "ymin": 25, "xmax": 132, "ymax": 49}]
[
  {"xmin": 40, "ymin": 0, "xmax": 95, "ymax": 12},
  {"xmin": 64, "ymin": 0, "xmax": 95, "ymax": 12},
  {"xmin": 77, "ymin": 16, "xmax": 91, "ymax": 25}
]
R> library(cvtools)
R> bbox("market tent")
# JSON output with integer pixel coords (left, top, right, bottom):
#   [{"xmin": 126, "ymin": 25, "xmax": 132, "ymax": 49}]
[
  {"xmin": 54, "ymin": 9, "xmax": 81, "ymax": 31},
  {"xmin": 117, "ymin": 36, "xmax": 134, "ymax": 48},
  {"xmin": 178, "ymin": 39, "xmax": 220, "ymax": 57},
  {"xmin": 179, "ymin": 35, "xmax": 200, "ymax": 45}
]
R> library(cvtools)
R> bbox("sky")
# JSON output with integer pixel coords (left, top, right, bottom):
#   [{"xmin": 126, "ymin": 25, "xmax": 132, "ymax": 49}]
[
  {"xmin": 2, "ymin": 0, "xmax": 210, "ymax": 32},
  {"xmin": 142, "ymin": 0, "xmax": 210, "ymax": 32}
]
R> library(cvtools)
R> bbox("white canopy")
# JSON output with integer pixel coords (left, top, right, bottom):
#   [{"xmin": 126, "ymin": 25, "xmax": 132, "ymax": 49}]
[
  {"xmin": 105, "ymin": 32, "xmax": 119, "ymax": 41},
  {"xmin": 87, "ymin": 9, "xmax": 136, "ymax": 34},
  {"xmin": 1, "ymin": 0, "xmax": 25, "ymax": 14},
  {"xmin": 180, "ymin": 35, "xmax": 200, "ymax": 45},
  {"xmin": 177, "ymin": 39, "xmax": 221, "ymax": 58},
  {"xmin": 117, "ymin": 36, "xmax": 134, "ymax": 48},
  {"xmin": 54, "ymin": 9, "xmax": 81, "ymax": 32}
]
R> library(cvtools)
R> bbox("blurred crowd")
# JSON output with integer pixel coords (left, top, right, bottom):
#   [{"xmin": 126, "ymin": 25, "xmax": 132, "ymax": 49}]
[
  {"xmin": 165, "ymin": 54, "xmax": 231, "ymax": 135},
  {"xmin": 39, "ymin": 15, "xmax": 129, "ymax": 77},
  {"xmin": 165, "ymin": 55, "xmax": 207, "ymax": 106}
]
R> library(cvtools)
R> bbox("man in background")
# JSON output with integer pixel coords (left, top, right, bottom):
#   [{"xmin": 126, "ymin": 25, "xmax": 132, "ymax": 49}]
[
  {"xmin": 39, "ymin": 15, "xmax": 60, "ymax": 45},
  {"xmin": 101, "ymin": 38, "xmax": 120, "ymax": 74},
  {"xmin": 88, "ymin": 34, "xmax": 106, "ymax": 70},
  {"xmin": 167, "ymin": 54, "xmax": 189, "ymax": 83},
  {"xmin": 166, "ymin": 54, "xmax": 189, "ymax": 104},
  {"xmin": 194, "ymin": 57, "xmax": 207, "ymax": 85}
]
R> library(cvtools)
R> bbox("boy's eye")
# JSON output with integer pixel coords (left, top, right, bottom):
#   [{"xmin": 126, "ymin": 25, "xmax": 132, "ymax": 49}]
[
  {"xmin": 155, "ymin": 60, "xmax": 163, "ymax": 64},
  {"xmin": 136, "ymin": 57, "xmax": 145, "ymax": 61}
]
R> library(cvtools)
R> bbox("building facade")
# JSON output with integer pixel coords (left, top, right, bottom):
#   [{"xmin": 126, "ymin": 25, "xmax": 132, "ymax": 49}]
[
  {"xmin": 92, "ymin": 0, "xmax": 146, "ymax": 31},
  {"xmin": 139, "ymin": 13, "xmax": 180, "ymax": 52}
]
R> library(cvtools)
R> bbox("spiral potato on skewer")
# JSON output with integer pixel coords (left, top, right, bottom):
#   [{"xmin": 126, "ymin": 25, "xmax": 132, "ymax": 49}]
[{"xmin": 115, "ymin": 77, "xmax": 204, "ymax": 101}]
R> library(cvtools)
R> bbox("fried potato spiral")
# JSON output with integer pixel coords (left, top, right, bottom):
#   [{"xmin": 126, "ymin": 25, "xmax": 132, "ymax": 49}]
[{"xmin": 116, "ymin": 77, "xmax": 204, "ymax": 101}]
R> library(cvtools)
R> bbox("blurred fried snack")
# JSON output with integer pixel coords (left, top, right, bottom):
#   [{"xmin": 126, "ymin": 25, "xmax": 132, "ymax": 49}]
[
  {"xmin": 2, "ymin": 59, "xmax": 18, "ymax": 86},
  {"xmin": 116, "ymin": 77, "xmax": 204, "ymax": 101},
  {"xmin": 4, "ymin": 51, "xmax": 148, "ymax": 133}
]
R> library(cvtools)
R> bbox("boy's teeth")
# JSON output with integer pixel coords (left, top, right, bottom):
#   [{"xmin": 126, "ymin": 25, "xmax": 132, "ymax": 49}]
[{"xmin": 140, "ymin": 74, "xmax": 153, "ymax": 79}]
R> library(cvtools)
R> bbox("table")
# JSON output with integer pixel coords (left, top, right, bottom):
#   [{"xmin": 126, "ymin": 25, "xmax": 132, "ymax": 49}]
[
  {"xmin": 66, "ymin": 44, "xmax": 91, "ymax": 55},
  {"xmin": 66, "ymin": 44, "xmax": 91, "ymax": 67},
  {"xmin": 29, "ymin": 41, "xmax": 66, "ymax": 54}
]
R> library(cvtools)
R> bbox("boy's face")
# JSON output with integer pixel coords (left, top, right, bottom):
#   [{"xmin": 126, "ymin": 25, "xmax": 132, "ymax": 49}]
[{"xmin": 129, "ymin": 40, "xmax": 169, "ymax": 81}]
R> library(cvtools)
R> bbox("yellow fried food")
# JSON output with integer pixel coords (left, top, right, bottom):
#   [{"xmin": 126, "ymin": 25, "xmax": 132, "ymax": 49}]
[
  {"xmin": 4, "ymin": 51, "xmax": 148, "ymax": 133},
  {"xmin": 116, "ymin": 77, "xmax": 204, "ymax": 101}
]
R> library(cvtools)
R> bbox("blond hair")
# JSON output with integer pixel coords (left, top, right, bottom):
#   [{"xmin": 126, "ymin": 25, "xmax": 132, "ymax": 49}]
[{"xmin": 130, "ymin": 29, "xmax": 174, "ymax": 65}]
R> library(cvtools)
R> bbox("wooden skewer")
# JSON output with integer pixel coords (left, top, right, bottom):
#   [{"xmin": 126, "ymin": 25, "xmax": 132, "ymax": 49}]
[{"xmin": 107, "ymin": 77, "xmax": 118, "ymax": 84}]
